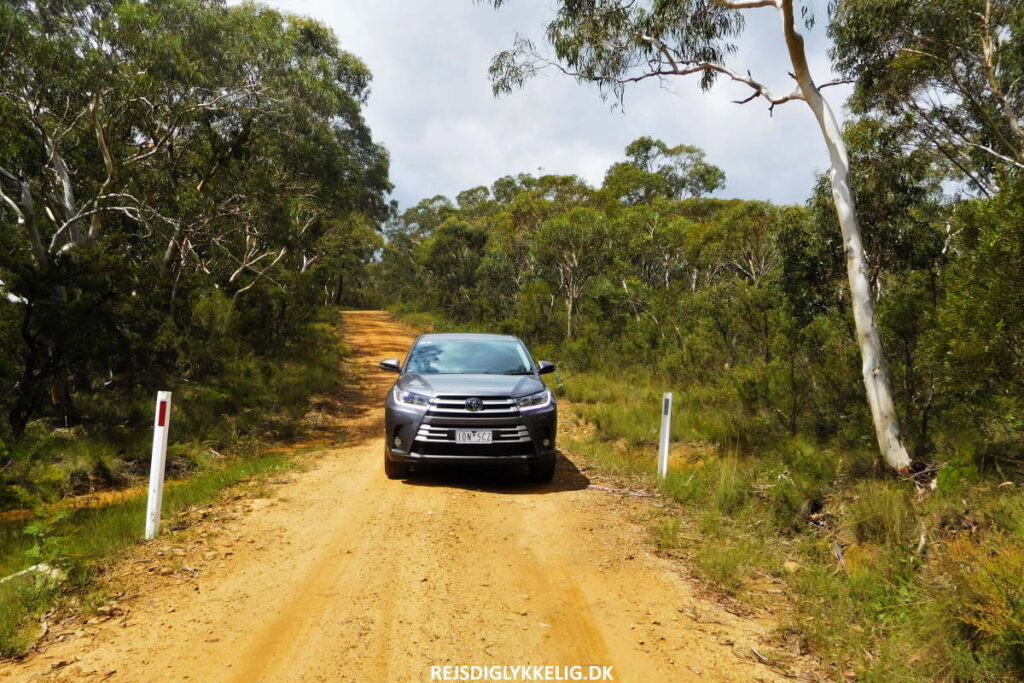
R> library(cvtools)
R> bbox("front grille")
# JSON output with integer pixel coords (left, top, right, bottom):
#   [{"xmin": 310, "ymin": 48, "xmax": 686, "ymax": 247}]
[
  {"xmin": 414, "ymin": 394, "xmax": 535, "ymax": 456},
  {"xmin": 427, "ymin": 395, "xmax": 517, "ymax": 419}
]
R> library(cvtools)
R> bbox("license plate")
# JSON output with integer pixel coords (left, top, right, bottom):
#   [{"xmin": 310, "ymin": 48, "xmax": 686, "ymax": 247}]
[{"xmin": 455, "ymin": 430, "xmax": 493, "ymax": 444}]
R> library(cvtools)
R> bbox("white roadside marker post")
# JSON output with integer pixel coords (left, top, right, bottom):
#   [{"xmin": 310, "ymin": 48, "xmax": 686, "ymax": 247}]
[
  {"xmin": 657, "ymin": 392, "xmax": 672, "ymax": 480},
  {"xmin": 145, "ymin": 391, "xmax": 172, "ymax": 540}
]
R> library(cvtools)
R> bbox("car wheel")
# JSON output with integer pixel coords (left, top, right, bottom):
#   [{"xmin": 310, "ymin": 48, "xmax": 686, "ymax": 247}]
[
  {"xmin": 384, "ymin": 450, "xmax": 410, "ymax": 479},
  {"xmin": 527, "ymin": 458, "xmax": 555, "ymax": 483}
]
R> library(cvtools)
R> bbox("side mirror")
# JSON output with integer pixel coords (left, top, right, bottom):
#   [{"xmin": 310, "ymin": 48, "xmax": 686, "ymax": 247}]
[
  {"xmin": 379, "ymin": 358, "xmax": 401, "ymax": 373},
  {"xmin": 537, "ymin": 360, "xmax": 556, "ymax": 375}
]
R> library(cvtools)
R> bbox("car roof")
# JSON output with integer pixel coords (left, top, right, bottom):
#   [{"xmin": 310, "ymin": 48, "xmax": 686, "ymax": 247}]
[{"xmin": 417, "ymin": 332, "xmax": 520, "ymax": 342}]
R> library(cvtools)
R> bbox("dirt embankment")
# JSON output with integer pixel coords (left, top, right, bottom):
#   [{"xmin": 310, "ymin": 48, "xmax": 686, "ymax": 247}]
[{"xmin": 1, "ymin": 311, "xmax": 804, "ymax": 682}]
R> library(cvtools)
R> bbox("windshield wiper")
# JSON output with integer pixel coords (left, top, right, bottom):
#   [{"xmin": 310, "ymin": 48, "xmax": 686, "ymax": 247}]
[{"xmin": 504, "ymin": 370, "xmax": 534, "ymax": 375}]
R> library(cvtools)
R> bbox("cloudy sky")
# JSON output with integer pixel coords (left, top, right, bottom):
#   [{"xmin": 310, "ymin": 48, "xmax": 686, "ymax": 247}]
[{"xmin": 264, "ymin": 1, "xmax": 851, "ymax": 210}]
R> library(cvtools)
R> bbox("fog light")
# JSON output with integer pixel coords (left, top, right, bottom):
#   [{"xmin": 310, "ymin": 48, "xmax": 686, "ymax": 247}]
[
  {"xmin": 393, "ymin": 436, "xmax": 402, "ymax": 447},
  {"xmin": 542, "ymin": 438, "xmax": 551, "ymax": 447}
]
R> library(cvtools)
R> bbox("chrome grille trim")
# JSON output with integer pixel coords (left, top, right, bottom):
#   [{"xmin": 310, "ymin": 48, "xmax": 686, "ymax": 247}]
[
  {"xmin": 414, "ymin": 424, "xmax": 531, "ymax": 443},
  {"xmin": 427, "ymin": 395, "xmax": 518, "ymax": 416},
  {"xmin": 432, "ymin": 398, "xmax": 514, "ymax": 407},
  {"xmin": 429, "ymin": 408, "xmax": 519, "ymax": 415}
]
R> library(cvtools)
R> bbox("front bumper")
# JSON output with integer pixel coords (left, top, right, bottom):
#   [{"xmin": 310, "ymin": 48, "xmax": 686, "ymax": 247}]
[{"xmin": 384, "ymin": 398, "xmax": 557, "ymax": 466}]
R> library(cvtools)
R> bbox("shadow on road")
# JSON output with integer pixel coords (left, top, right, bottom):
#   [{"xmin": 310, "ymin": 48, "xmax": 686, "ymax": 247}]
[{"xmin": 400, "ymin": 451, "xmax": 590, "ymax": 495}]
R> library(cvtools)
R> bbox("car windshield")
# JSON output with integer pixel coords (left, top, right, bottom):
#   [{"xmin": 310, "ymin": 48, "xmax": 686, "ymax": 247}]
[{"xmin": 405, "ymin": 338, "xmax": 534, "ymax": 375}]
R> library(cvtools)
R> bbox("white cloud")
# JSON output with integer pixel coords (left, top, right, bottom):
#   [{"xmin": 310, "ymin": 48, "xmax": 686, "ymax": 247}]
[{"xmin": 264, "ymin": 0, "xmax": 852, "ymax": 209}]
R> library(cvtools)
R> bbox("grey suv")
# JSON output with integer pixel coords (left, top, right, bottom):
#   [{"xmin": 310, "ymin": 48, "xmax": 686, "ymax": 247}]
[{"xmin": 380, "ymin": 333, "xmax": 557, "ymax": 482}]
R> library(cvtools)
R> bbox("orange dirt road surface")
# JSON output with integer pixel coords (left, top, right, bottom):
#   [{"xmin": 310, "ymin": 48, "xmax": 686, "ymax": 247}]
[{"xmin": 1, "ymin": 311, "xmax": 797, "ymax": 682}]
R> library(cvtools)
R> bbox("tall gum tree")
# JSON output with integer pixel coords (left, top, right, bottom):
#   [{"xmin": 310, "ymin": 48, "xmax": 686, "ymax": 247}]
[{"xmin": 487, "ymin": 0, "xmax": 915, "ymax": 472}]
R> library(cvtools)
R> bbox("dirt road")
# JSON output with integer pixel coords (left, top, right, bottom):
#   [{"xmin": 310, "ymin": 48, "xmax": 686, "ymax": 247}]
[{"xmin": 2, "ymin": 311, "xmax": 793, "ymax": 682}]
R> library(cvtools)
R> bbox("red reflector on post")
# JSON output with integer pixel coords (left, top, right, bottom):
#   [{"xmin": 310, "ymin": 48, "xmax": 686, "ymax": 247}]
[{"xmin": 147, "ymin": 391, "xmax": 172, "ymax": 540}]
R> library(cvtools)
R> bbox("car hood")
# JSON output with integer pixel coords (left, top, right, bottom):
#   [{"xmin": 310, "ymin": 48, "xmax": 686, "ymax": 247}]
[{"xmin": 397, "ymin": 373, "xmax": 545, "ymax": 398}]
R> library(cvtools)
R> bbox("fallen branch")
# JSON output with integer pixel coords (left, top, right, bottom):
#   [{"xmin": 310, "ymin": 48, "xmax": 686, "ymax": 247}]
[
  {"xmin": 900, "ymin": 460, "xmax": 943, "ymax": 493},
  {"xmin": 586, "ymin": 484, "xmax": 657, "ymax": 498},
  {"xmin": 0, "ymin": 563, "xmax": 66, "ymax": 585}
]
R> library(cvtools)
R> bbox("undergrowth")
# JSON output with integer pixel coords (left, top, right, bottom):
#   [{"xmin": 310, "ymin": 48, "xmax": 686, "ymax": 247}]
[
  {"xmin": 0, "ymin": 310, "xmax": 347, "ymax": 511},
  {"xmin": 0, "ymin": 453, "xmax": 296, "ymax": 657},
  {"xmin": 0, "ymin": 308, "xmax": 351, "ymax": 657},
  {"xmin": 557, "ymin": 369, "xmax": 1024, "ymax": 682}
]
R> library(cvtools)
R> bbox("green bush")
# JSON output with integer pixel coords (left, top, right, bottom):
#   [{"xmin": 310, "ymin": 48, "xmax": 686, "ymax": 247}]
[
  {"xmin": 924, "ymin": 535, "xmax": 1024, "ymax": 680},
  {"xmin": 0, "ymin": 308, "xmax": 346, "ymax": 512}
]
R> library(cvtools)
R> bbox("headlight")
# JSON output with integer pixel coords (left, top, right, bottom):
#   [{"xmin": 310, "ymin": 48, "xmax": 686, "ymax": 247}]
[
  {"xmin": 514, "ymin": 389, "xmax": 551, "ymax": 412},
  {"xmin": 393, "ymin": 388, "xmax": 431, "ymax": 407}
]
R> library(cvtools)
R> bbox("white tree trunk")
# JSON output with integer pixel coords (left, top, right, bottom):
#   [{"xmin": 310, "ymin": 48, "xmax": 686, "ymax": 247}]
[
  {"xmin": 565, "ymin": 294, "xmax": 574, "ymax": 338},
  {"xmin": 779, "ymin": 0, "xmax": 913, "ymax": 471}
]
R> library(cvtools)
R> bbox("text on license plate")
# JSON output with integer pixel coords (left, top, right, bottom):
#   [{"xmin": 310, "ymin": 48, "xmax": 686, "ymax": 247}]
[{"xmin": 455, "ymin": 430, "xmax": 493, "ymax": 443}]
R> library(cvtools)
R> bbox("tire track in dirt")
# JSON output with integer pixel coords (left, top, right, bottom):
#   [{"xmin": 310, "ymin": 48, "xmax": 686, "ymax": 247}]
[{"xmin": 1, "ymin": 311, "xmax": 799, "ymax": 682}]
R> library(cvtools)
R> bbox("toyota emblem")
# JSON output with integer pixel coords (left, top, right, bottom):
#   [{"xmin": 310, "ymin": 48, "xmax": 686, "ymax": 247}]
[{"xmin": 465, "ymin": 397, "xmax": 484, "ymax": 412}]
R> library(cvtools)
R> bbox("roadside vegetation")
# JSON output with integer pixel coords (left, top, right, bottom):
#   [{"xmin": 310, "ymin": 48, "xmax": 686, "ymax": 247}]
[
  {"xmin": 0, "ymin": 0, "xmax": 389, "ymax": 509},
  {"xmin": 558, "ymin": 371, "xmax": 1024, "ymax": 681}
]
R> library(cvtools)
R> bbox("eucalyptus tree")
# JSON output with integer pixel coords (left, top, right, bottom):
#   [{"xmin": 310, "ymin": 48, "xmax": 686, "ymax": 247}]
[
  {"xmin": 608, "ymin": 203, "xmax": 694, "ymax": 289},
  {"xmin": 421, "ymin": 220, "xmax": 489, "ymax": 319},
  {"xmin": 807, "ymin": 118, "xmax": 947, "ymax": 296},
  {"xmin": 533, "ymin": 207, "xmax": 611, "ymax": 338},
  {"xmin": 711, "ymin": 202, "xmax": 788, "ymax": 286},
  {"xmin": 603, "ymin": 136, "xmax": 725, "ymax": 204},
  {"xmin": 492, "ymin": 174, "xmax": 540, "ymax": 203},
  {"xmin": 487, "ymin": 0, "xmax": 915, "ymax": 471},
  {"xmin": 1, "ymin": 0, "xmax": 386, "ymax": 290},
  {"xmin": 456, "ymin": 186, "xmax": 493, "ymax": 212},
  {"xmin": 831, "ymin": 0, "xmax": 1024, "ymax": 196}
]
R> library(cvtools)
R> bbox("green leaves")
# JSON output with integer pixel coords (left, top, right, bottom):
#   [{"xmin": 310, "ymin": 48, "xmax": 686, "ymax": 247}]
[
  {"xmin": 831, "ymin": 0, "xmax": 1024, "ymax": 191},
  {"xmin": 604, "ymin": 136, "xmax": 726, "ymax": 203},
  {"xmin": 22, "ymin": 509, "xmax": 70, "ymax": 568},
  {"xmin": 488, "ymin": 1, "xmax": 745, "ymax": 102}
]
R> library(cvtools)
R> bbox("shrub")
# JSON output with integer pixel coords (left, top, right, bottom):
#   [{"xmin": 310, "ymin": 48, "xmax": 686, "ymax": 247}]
[{"xmin": 927, "ymin": 536, "xmax": 1024, "ymax": 679}]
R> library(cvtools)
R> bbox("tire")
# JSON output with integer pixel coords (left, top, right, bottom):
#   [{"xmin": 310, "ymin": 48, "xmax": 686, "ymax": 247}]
[
  {"xmin": 527, "ymin": 458, "xmax": 555, "ymax": 483},
  {"xmin": 384, "ymin": 451, "xmax": 410, "ymax": 479}
]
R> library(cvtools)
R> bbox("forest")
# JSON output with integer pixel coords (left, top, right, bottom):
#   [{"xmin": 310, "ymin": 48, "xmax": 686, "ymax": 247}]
[
  {"xmin": 0, "ymin": 0, "xmax": 388, "ymax": 507},
  {"xmin": 1, "ymin": 0, "xmax": 1023, "ymax": 679}
]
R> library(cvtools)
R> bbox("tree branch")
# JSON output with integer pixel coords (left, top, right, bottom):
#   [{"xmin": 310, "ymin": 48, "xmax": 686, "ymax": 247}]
[
  {"xmin": 633, "ymin": 32, "xmax": 803, "ymax": 110},
  {"xmin": 0, "ymin": 169, "xmax": 48, "ymax": 267},
  {"xmin": 88, "ymin": 91, "xmax": 116, "ymax": 243},
  {"xmin": 231, "ymin": 247, "xmax": 289, "ymax": 301},
  {"xmin": 559, "ymin": 33, "xmax": 806, "ymax": 111},
  {"xmin": 708, "ymin": 0, "xmax": 778, "ymax": 8}
]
